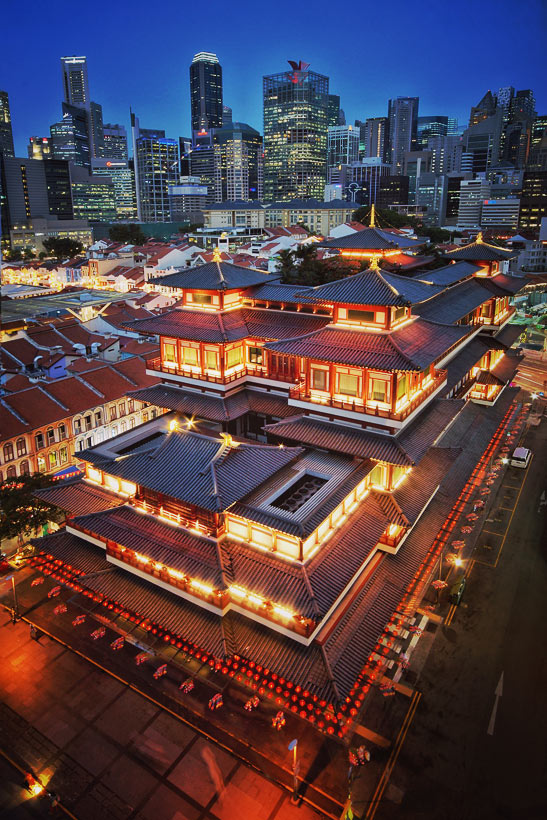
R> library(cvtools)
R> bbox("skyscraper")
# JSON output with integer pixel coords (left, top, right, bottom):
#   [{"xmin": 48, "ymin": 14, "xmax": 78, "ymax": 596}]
[
  {"xmin": 92, "ymin": 159, "xmax": 138, "ymax": 221},
  {"xmin": 328, "ymin": 95, "xmax": 344, "ymax": 126},
  {"xmin": 263, "ymin": 61, "xmax": 329, "ymax": 201},
  {"xmin": 103, "ymin": 124, "xmax": 129, "ymax": 160},
  {"xmin": 360, "ymin": 117, "xmax": 389, "ymax": 161},
  {"xmin": 469, "ymin": 91, "xmax": 497, "ymax": 127},
  {"xmin": 61, "ymin": 56, "xmax": 90, "ymax": 107},
  {"xmin": 214, "ymin": 122, "xmax": 263, "ymax": 201},
  {"xmin": 388, "ymin": 97, "xmax": 419, "ymax": 174},
  {"xmin": 28, "ymin": 137, "xmax": 52, "ymax": 160},
  {"xmin": 131, "ymin": 113, "xmax": 179, "ymax": 222},
  {"xmin": 190, "ymin": 52, "xmax": 223, "ymax": 132},
  {"xmin": 50, "ymin": 104, "xmax": 91, "ymax": 168},
  {"xmin": 327, "ymin": 125, "xmax": 359, "ymax": 179},
  {"xmin": 0, "ymin": 91, "xmax": 15, "ymax": 158},
  {"xmin": 416, "ymin": 115, "xmax": 449, "ymax": 149}
]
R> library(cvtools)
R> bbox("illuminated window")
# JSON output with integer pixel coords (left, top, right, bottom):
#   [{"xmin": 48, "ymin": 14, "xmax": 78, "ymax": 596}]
[
  {"xmin": 49, "ymin": 451, "xmax": 58, "ymax": 469},
  {"xmin": 47, "ymin": 427, "xmax": 55, "ymax": 445},
  {"xmin": 226, "ymin": 347, "xmax": 243, "ymax": 368},
  {"xmin": 248, "ymin": 346, "xmax": 263, "ymax": 364},
  {"xmin": 311, "ymin": 368, "xmax": 328, "ymax": 390},
  {"xmin": 348, "ymin": 309, "xmax": 375, "ymax": 323},
  {"xmin": 394, "ymin": 306, "xmax": 406, "ymax": 323},
  {"xmin": 205, "ymin": 349, "xmax": 218, "ymax": 370},
  {"xmin": 369, "ymin": 463, "xmax": 385, "ymax": 486},
  {"xmin": 59, "ymin": 447, "xmax": 68, "ymax": 464},
  {"xmin": 370, "ymin": 378, "xmax": 388, "ymax": 402},
  {"xmin": 338, "ymin": 373, "xmax": 359, "ymax": 396},
  {"xmin": 191, "ymin": 293, "xmax": 212, "ymax": 305},
  {"xmin": 37, "ymin": 455, "xmax": 46, "ymax": 472},
  {"xmin": 183, "ymin": 346, "xmax": 199, "ymax": 366},
  {"xmin": 16, "ymin": 438, "xmax": 26, "ymax": 457},
  {"xmin": 3, "ymin": 443, "xmax": 14, "ymax": 462},
  {"xmin": 58, "ymin": 424, "xmax": 67, "ymax": 440},
  {"xmin": 397, "ymin": 375, "xmax": 407, "ymax": 400},
  {"xmin": 163, "ymin": 342, "xmax": 177, "ymax": 362},
  {"xmin": 20, "ymin": 460, "xmax": 30, "ymax": 475}
]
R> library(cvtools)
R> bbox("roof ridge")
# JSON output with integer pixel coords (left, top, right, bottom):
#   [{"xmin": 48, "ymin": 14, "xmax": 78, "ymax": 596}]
[
  {"xmin": 74, "ymin": 373, "xmax": 106, "ymax": 398},
  {"xmin": 37, "ymin": 384, "xmax": 70, "ymax": 412},
  {"xmin": 0, "ymin": 397, "xmax": 29, "ymax": 426}
]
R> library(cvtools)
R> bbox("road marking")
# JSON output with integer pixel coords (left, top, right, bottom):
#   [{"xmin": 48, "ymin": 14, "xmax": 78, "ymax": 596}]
[
  {"xmin": 481, "ymin": 529, "xmax": 504, "ymax": 537},
  {"xmin": 494, "ymin": 463, "xmax": 532, "ymax": 568},
  {"xmin": 487, "ymin": 672, "xmax": 504, "ymax": 736},
  {"xmin": 498, "ymin": 506, "xmax": 515, "ymax": 512},
  {"xmin": 364, "ymin": 691, "xmax": 422, "ymax": 820}
]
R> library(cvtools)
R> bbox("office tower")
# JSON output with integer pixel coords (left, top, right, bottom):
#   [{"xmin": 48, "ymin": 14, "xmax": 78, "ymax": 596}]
[
  {"xmin": 469, "ymin": 91, "xmax": 497, "ymax": 127},
  {"xmin": 179, "ymin": 136, "xmax": 192, "ymax": 175},
  {"xmin": 519, "ymin": 171, "xmax": 547, "ymax": 231},
  {"xmin": 0, "ymin": 91, "xmax": 15, "ymax": 158},
  {"xmin": 480, "ymin": 199, "xmax": 520, "ymax": 230},
  {"xmin": 376, "ymin": 175, "xmax": 409, "ymax": 208},
  {"xmin": 427, "ymin": 135, "xmax": 467, "ymax": 175},
  {"xmin": 131, "ymin": 113, "xmax": 179, "ymax": 222},
  {"xmin": 388, "ymin": 97, "xmax": 419, "ymax": 174},
  {"xmin": 222, "ymin": 105, "xmax": 233, "ymax": 125},
  {"xmin": 103, "ymin": 124, "xmax": 128, "ymax": 160},
  {"xmin": 263, "ymin": 61, "xmax": 329, "ymax": 201},
  {"xmin": 70, "ymin": 165, "xmax": 116, "ymax": 223},
  {"xmin": 403, "ymin": 150, "xmax": 432, "ymax": 205},
  {"xmin": 0, "ymin": 157, "xmax": 51, "ymax": 225},
  {"xmin": 92, "ymin": 159, "xmax": 138, "ymax": 221},
  {"xmin": 496, "ymin": 86, "xmax": 515, "ymax": 111},
  {"xmin": 89, "ymin": 102, "xmax": 105, "ymax": 157},
  {"xmin": 190, "ymin": 52, "xmax": 223, "ymax": 132},
  {"xmin": 44, "ymin": 160, "xmax": 73, "ymax": 219},
  {"xmin": 444, "ymin": 174, "xmax": 469, "ymax": 225},
  {"xmin": 169, "ymin": 177, "xmax": 208, "ymax": 221},
  {"xmin": 447, "ymin": 118, "xmax": 460, "ymax": 136},
  {"xmin": 50, "ymin": 104, "xmax": 91, "ymax": 168},
  {"xmin": 327, "ymin": 125, "xmax": 360, "ymax": 178},
  {"xmin": 28, "ymin": 137, "xmax": 51, "ymax": 160},
  {"xmin": 416, "ymin": 172, "xmax": 448, "ymax": 225},
  {"xmin": 461, "ymin": 110, "xmax": 504, "ymax": 174},
  {"xmin": 361, "ymin": 117, "xmax": 389, "ymax": 161},
  {"xmin": 214, "ymin": 121, "xmax": 263, "ymax": 200},
  {"xmin": 416, "ymin": 115, "xmax": 448, "ymax": 149},
  {"xmin": 61, "ymin": 56, "xmax": 90, "ymax": 107},
  {"xmin": 510, "ymin": 89, "xmax": 536, "ymax": 121},
  {"xmin": 189, "ymin": 129, "xmax": 222, "ymax": 204},
  {"xmin": 457, "ymin": 178, "xmax": 491, "ymax": 228},
  {"xmin": 328, "ymin": 94, "xmax": 344, "ymax": 126},
  {"xmin": 330, "ymin": 157, "xmax": 391, "ymax": 205},
  {"xmin": 528, "ymin": 117, "xmax": 547, "ymax": 171}
]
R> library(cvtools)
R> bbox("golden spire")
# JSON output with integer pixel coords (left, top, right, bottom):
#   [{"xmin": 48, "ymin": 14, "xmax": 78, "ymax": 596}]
[
  {"xmin": 476, "ymin": 231, "xmax": 483, "ymax": 244},
  {"xmin": 369, "ymin": 254, "xmax": 381, "ymax": 271},
  {"xmin": 370, "ymin": 203, "xmax": 376, "ymax": 228},
  {"xmin": 212, "ymin": 245, "xmax": 222, "ymax": 263}
]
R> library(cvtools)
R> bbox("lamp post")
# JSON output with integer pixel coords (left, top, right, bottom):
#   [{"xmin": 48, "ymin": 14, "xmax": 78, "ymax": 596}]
[{"xmin": 288, "ymin": 739, "xmax": 300, "ymax": 804}]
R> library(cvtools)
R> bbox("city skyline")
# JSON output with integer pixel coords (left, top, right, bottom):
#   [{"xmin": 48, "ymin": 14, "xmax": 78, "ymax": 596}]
[{"xmin": 3, "ymin": 0, "xmax": 546, "ymax": 157}]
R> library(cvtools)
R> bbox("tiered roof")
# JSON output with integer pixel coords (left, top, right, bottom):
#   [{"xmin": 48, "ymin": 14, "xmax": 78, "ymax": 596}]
[
  {"xmin": 265, "ymin": 318, "xmax": 470, "ymax": 371},
  {"xmin": 293, "ymin": 266, "xmax": 441, "ymax": 307},
  {"xmin": 443, "ymin": 234, "xmax": 516, "ymax": 262},
  {"xmin": 149, "ymin": 262, "xmax": 275, "ymax": 291},
  {"xmin": 319, "ymin": 227, "xmax": 424, "ymax": 251}
]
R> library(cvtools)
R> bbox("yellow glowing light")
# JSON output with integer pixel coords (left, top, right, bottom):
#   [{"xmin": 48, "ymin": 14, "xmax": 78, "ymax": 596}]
[
  {"xmin": 190, "ymin": 579, "xmax": 213, "ymax": 595},
  {"xmin": 30, "ymin": 783, "xmax": 44, "ymax": 797},
  {"xmin": 273, "ymin": 605, "xmax": 294, "ymax": 620},
  {"xmin": 229, "ymin": 585, "xmax": 247, "ymax": 598},
  {"xmin": 247, "ymin": 593, "xmax": 264, "ymax": 606},
  {"xmin": 134, "ymin": 553, "xmax": 149, "ymax": 563},
  {"xmin": 168, "ymin": 419, "xmax": 179, "ymax": 432},
  {"xmin": 454, "ymin": 558, "xmax": 463, "ymax": 568}
]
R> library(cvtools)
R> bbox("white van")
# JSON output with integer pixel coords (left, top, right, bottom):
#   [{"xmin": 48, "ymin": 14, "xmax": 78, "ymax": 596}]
[{"xmin": 510, "ymin": 447, "xmax": 532, "ymax": 468}]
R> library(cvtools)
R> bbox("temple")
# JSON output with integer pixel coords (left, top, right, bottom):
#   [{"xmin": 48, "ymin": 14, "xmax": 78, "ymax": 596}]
[{"xmin": 31, "ymin": 237, "xmax": 526, "ymax": 722}]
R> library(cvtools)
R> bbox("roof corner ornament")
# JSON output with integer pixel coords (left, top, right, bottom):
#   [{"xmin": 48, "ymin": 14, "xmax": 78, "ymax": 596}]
[
  {"xmin": 212, "ymin": 245, "xmax": 223, "ymax": 264},
  {"xmin": 476, "ymin": 231, "xmax": 483, "ymax": 244},
  {"xmin": 369, "ymin": 254, "xmax": 381, "ymax": 271}
]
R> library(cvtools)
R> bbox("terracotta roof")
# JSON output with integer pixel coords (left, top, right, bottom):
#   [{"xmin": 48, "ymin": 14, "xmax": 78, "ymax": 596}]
[
  {"xmin": 34, "ymin": 480, "xmax": 125, "ymax": 515},
  {"xmin": 39, "ymin": 377, "xmax": 105, "ymax": 413},
  {"xmin": 1, "ymin": 374, "xmax": 34, "ymax": 392},
  {"xmin": 319, "ymin": 227, "xmax": 424, "ymax": 251},
  {"xmin": 266, "ymin": 319, "xmax": 470, "ymax": 371},
  {"xmin": 294, "ymin": 268, "xmax": 442, "ymax": 307},
  {"xmin": 1, "ymin": 387, "xmax": 72, "ymax": 439},
  {"xmin": 1, "ymin": 338, "xmax": 43, "ymax": 366},
  {"xmin": 110, "ymin": 357, "xmax": 159, "ymax": 389}
]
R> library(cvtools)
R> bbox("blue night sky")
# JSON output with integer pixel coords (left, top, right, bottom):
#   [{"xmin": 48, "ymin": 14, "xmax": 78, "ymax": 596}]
[{"xmin": 3, "ymin": 0, "xmax": 546, "ymax": 156}]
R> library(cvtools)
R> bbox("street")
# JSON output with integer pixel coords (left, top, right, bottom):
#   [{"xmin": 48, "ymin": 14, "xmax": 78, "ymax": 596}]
[{"xmin": 372, "ymin": 410, "xmax": 547, "ymax": 820}]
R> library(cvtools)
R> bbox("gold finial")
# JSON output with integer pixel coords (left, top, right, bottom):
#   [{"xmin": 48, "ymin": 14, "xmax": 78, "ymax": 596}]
[
  {"xmin": 212, "ymin": 245, "xmax": 222, "ymax": 263},
  {"xmin": 369, "ymin": 254, "xmax": 381, "ymax": 271},
  {"xmin": 370, "ymin": 203, "xmax": 375, "ymax": 228},
  {"xmin": 476, "ymin": 231, "xmax": 483, "ymax": 244}
]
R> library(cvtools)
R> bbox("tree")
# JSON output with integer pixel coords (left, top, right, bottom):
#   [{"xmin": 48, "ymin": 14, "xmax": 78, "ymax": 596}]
[
  {"xmin": 42, "ymin": 237, "xmax": 83, "ymax": 260},
  {"xmin": 352, "ymin": 205, "xmax": 420, "ymax": 231},
  {"xmin": 108, "ymin": 224, "xmax": 148, "ymax": 245},
  {"xmin": 279, "ymin": 245, "xmax": 354, "ymax": 286},
  {"xmin": 0, "ymin": 473, "xmax": 63, "ymax": 542}
]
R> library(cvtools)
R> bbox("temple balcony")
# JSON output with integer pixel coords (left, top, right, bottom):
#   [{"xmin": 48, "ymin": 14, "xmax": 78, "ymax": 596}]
[
  {"xmin": 288, "ymin": 369, "xmax": 447, "ymax": 425},
  {"xmin": 146, "ymin": 356, "xmax": 269, "ymax": 386},
  {"xmin": 476, "ymin": 305, "xmax": 516, "ymax": 331}
]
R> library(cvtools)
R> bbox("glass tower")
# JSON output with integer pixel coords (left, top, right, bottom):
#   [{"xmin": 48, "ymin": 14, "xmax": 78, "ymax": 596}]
[
  {"xmin": 131, "ymin": 113, "xmax": 179, "ymax": 222},
  {"xmin": 388, "ymin": 97, "xmax": 419, "ymax": 175},
  {"xmin": 190, "ymin": 52, "xmax": 223, "ymax": 132},
  {"xmin": 263, "ymin": 62, "xmax": 329, "ymax": 201},
  {"xmin": 61, "ymin": 56, "xmax": 90, "ymax": 107},
  {"xmin": 0, "ymin": 90, "xmax": 15, "ymax": 158}
]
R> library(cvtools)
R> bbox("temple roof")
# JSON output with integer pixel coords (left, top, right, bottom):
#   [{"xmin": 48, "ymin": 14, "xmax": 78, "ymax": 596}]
[
  {"xmin": 264, "ymin": 398, "xmax": 464, "ymax": 465},
  {"xmin": 415, "ymin": 278, "xmax": 494, "ymax": 323},
  {"xmin": 127, "ymin": 385, "xmax": 294, "ymax": 423},
  {"xmin": 124, "ymin": 307, "xmax": 330, "ymax": 343},
  {"xmin": 293, "ymin": 267, "xmax": 442, "ymax": 307},
  {"xmin": 413, "ymin": 261, "xmax": 482, "ymax": 287},
  {"xmin": 34, "ymin": 480, "xmax": 125, "ymax": 516},
  {"xmin": 82, "ymin": 429, "xmax": 302, "ymax": 512},
  {"xmin": 444, "ymin": 236, "xmax": 516, "ymax": 262},
  {"xmin": 265, "ymin": 318, "xmax": 470, "ymax": 371},
  {"xmin": 148, "ymin": 262, "xmax": 275, "ymax": 291},
  {"xmin": 318, "ymin": 226, "xmax": 425, "ymax": 251}
]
